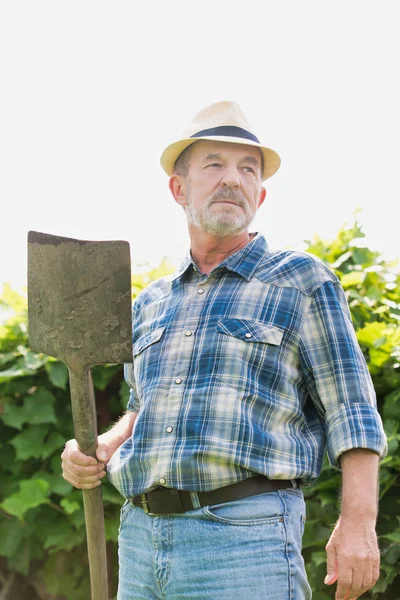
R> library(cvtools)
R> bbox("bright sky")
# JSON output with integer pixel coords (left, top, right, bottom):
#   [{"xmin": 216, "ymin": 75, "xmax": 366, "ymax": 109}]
[{"xmin": 1, "ymin": 1, "xmax": 399, "ymax": 294}]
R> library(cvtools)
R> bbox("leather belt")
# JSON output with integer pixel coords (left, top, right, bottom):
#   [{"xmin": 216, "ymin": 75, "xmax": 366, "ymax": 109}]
[{"xmin": 131, "ymin": 475, "xmax": 300, "ymax": 516}]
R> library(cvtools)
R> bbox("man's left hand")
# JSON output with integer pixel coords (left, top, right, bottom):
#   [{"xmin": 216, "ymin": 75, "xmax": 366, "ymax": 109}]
[{"xmin": 324, "ymin": 516, "xmax": 380, "ymax": 600}]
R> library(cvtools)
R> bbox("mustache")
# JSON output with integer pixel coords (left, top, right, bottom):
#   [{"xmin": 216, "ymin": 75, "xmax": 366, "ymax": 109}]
[{"xmin": 209, "ymin": 188, "xmax": 247, "ymax": 207}]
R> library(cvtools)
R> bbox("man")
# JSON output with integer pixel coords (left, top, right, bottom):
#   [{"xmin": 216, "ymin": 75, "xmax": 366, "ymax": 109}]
[{"xmin": 62, "ymin": 101, "xmax": 388, "ymax": 600}]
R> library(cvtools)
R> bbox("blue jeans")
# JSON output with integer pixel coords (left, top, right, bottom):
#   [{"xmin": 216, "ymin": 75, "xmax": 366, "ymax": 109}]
[{"xmin": 117, "ymin": 487, "xmax": 312, "ymax": 599}]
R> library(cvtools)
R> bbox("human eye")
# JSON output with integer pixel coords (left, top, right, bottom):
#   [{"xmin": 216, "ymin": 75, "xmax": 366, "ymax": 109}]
[
  {"xmin": 243, "ymin": 166, "xmax": 256, "ymax": 174},
  {"xmin": 206, "ymin": 162, "xmax": 222, "ymax": 169}
]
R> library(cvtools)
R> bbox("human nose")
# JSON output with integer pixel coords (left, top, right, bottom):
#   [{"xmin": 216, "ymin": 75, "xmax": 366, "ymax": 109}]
[{"xmin": 220, "ymin": 165, "xmax": 240, "ymax": 188}]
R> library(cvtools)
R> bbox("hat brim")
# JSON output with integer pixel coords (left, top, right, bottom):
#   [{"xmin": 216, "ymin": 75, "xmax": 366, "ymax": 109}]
[{"xmin": 160, "ymin": 136, "xmax": 281, "ymax": 182}]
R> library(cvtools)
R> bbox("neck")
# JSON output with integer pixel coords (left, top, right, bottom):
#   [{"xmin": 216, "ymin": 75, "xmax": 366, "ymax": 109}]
[{"xmin": 189, "ymin": 227, "xmax": 252, "ymax": 275}]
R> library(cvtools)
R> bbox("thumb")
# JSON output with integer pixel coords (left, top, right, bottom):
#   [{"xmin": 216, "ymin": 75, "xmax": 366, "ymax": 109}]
[
  {"xmin": 324, "ymin": 547, "xmax": 338, "ymax": 585},
  {"xmin": 96, "ymin": 443, "xmax": 111, "ymax": 463}
]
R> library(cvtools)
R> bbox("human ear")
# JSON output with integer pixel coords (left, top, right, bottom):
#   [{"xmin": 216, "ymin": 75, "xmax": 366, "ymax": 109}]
[
  {"xmin": 169, "ymin": 175, "xmax": 188, "ymax": 207},
  {"xmin": 257, "ymin": 187, "xmax": 267, "ymax": 209}
]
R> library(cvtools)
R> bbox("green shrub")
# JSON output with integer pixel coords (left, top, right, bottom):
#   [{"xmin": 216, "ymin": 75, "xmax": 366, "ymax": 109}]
[
  {"xmin": 0, "ymin": 225, "xmax": 399, "ymax": 599},
  {"xmin": 303, "ymin": 219, "xmax": 400, "ymax": 598}
]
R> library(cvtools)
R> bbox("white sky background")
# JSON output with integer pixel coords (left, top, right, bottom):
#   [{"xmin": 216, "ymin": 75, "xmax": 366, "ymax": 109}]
[{"xmin": 1, "ymin": 1, "xmax": 399, "ymax": 293}]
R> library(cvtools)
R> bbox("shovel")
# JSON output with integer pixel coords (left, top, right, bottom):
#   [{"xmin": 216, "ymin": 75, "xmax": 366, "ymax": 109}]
[{"xmin": 27, "ymin": 231, "xmax": 133, "ymax": 600}]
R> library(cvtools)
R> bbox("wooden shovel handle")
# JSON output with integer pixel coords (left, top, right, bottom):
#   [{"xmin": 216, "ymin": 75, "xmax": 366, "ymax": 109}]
[{"xmin": 69, "ymin": 367, "xmax": 109, "ymax": 600}]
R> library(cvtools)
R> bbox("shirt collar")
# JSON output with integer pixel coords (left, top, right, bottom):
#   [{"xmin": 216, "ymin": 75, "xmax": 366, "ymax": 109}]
[{"xmin": 171, "ymin": 233, "xmax": 269, "ymax": 282}]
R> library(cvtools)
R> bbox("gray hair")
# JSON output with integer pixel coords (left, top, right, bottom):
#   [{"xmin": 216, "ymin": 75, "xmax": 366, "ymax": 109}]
[{"xmin": 173, "ymin": 143, "xmax": 196, "ymax": 177}]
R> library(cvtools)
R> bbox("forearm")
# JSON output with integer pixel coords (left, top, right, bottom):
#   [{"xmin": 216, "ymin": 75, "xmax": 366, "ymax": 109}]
[
  {"xmin": 339, "ymin": 448, "xmax": 380, "ymax": 523},
  {"xmin": 100, "ymin": 410, "xmax": 138, "ymax": 454}
]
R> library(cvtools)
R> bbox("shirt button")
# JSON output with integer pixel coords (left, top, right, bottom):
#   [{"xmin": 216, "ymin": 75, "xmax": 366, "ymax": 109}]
[
  {"xmin": 245, "ymin": 332, "xmax": 252, "ymax": 338},
  {"xmin": 159, "ymin": 478, "xmax": 166, "ymax": 485},
  {"xmin": 185, "ymin": 330, "xmax": 193, "ymax": 337},
  {"xmin": 175, "ymin": 377, "xmax": 182, "ymax": 384},
  {"xmin": 197, "ymin": 288, "xmax": 204, "ymax": 294},
  {"xmin": 166, "ymin": 426, "xmax": 173, "ymax": 433}
]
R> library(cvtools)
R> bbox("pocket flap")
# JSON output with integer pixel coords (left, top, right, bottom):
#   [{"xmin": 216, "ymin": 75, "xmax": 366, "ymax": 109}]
[
  {"xmin": 217, "ymin": 318, "xmax": 284, "ymax": 346},
  {"xmin": 132, "ymin": 326, "xmax": 165, "ymax": 356}
]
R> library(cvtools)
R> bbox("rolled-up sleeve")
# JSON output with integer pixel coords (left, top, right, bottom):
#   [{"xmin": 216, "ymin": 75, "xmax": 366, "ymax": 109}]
[
  {"xmin": 124, "ymin": 362, "xmax": 140, "ymax": 412},
  {"xmin": 299, "ymin": 280, "xmax": 388, "ymax": 468}
]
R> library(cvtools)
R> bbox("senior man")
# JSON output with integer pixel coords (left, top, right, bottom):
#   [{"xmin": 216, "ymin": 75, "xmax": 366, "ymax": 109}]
[{"xmin": 62, "ymin": 101, "xmax": 387, "ymax": 600}]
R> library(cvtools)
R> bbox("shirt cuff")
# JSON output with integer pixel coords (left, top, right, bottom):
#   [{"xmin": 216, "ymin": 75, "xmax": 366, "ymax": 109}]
[
  {"xmin": 325, "ymin": 402, "xmax": 388, "ymax": 469},
  {"xmin": 127, "ymin": 389, "xmax": 140, "ymax": 413}
]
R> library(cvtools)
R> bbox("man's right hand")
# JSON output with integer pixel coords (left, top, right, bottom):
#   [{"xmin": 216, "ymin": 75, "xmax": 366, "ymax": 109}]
[{"xmin": 61, "ymin": 437, "xmax": 112, "ymax": 489}]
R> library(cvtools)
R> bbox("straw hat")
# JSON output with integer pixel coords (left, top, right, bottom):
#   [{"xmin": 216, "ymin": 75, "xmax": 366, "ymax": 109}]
[{"xmin": 160, "ymin": 101, "xmax": 281, "ymax": 181}]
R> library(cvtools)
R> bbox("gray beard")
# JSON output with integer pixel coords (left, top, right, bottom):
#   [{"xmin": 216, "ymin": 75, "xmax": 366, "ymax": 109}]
[{"xmin": 185, "ymin": 187, "xmax": 254, "ymax": 237}]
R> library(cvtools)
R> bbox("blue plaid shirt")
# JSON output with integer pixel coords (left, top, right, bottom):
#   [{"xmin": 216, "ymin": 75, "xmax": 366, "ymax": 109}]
[{"xmin": 107, "ymin": 234, "xmax": 387, "ymax": 498}]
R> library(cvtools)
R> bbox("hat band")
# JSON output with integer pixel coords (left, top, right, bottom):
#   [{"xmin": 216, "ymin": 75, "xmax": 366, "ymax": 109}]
[{"xmin": 190, "ymin": 125, "xmax": 260, "ymax": 144}]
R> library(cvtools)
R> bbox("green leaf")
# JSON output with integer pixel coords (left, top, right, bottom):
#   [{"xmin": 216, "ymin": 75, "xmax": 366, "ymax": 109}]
[
  {"xmin": 41, "ymin": 432, "xmax": 66, "ymax": 458},
  {"xmin": 352, "ymin": 247, "xmax": 373, "ymax": 265},
  {"xmin": 383, "ymin": 391, "xmax": 400, "ymax": 421},
  {"xmin": 0, "ymin": 350, "xmax": 18, "ymax": 366},
  {"xmin": 22, "ymin": 350, "xmax": 47, "ymax": 371},
  {"xmin": 302, "ymin": 520, "xmax": 331, "ymax": 549},
  {"xmin": 0, "ymin": 517, "xmax": 30, "ymax": 557},
  {"xmin": 0, "ymin": 479, "xmax": 50, "ymax": 520},
  {"xmin": 25, "ymin": 388, "xmax": 57, "ymax": 424},
  {"xmin": 7, "ymin": 540, "xmax": 31, "ymax": 575},
  {"xmin": 44, "ymin": 521, "xmax": 85, "ymax": 552},
  {"xmin": 45, "ymin": 360, "xmax": 69, "ymax": 389},
  {"xmin": 2, "ymin": 388, "xmax": 57, "ymax": 430},
  {"xmin": 0, "ymin": 366, "xmax": 33, "ymax": 382},
  {"xmin": 381, "ymin": 530, "xmax": 400, "ymax": 543},
  {"xmin": 91, "ymin": 363, "xmax": 121, "ymax": 391},
  {"xmin": 10, "ymin": 425, "xmax": 47, "ymax": 459},
  {"xmin": 341, "ymin": 271, "xmax": 365, "ymax": 288},
  {"xmin": 33, "ymin": 471, "xmax": 73, "ymax": 496},
  {"xmin": 2, "ymin": 401, "xmax": 26, "ymax": 430},
  {"xmin": 369, "ymin": 348, "xmax": 390, "ymax": 367},
  {"xmin": 60, "ymin": 497, "xmax": 81, "ymax": 515},
  {"xmin": 357, "ymin": 322, "xmax": 388, "ymax": 347}
]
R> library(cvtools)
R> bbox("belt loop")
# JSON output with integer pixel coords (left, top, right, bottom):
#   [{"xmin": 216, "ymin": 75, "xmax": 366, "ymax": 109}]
[
  {"xmin": 140, "ymin": 493, "xmax": 151, "ymax": 514},
  {"xmin": 290, "ymin": 479, "xmax": 298, "ymax": 488},
  {"xmin": 189, "ymin": 491, "xmax": 201, "ymax": 509}
]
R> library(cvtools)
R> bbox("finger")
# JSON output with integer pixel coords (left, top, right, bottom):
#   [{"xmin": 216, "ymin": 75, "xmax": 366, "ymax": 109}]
[
  {"xmin": 62, "ymin": 461, "xmax": 105, "ymax": 477},
  {"xmin": 62, "ymin": 466, "xmax": 107, "ymax": 484},
  {"xmin": 96, "ymin": 443, "xmax": 111, "ymax": 463},
  {"xmin": 66, "ymin": 479, "xmax": 103, "ymax": 490},
  {"xmin": 335, "ymin": 566, "xmax": 352, "ymax": 600},
  {"xmin": 371, "ymin": 561, "xmax": 381, "ymax": 588},
  {"xmin": 344, "ymin": 564, "xmax": 364, "ymax": 600},
  {"xmin": 61, "ymin": 439, "xmax": 80, "ymax": 459},
  {"xmin": 62, "ymin": 470, "xmax": 107, "ymax": 487},
  {"xmin": 66, "ymin": 450, "xmax": 98, "ymax": 467},
  {"xmin": 357, "ymin": 562, "xmax": 374, "ymax": 597},
  {"xmin": 325, "ymin": 542, "xmax": 338, "ymax": 585}
]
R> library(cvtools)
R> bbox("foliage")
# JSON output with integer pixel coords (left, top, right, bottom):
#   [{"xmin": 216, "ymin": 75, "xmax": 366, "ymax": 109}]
[
  {"xmin": 303, "ymin": 218, "xmax": 400, "ymax": 598},
  {"xmin": 1, "ymin": 224, "xmax": 399, "ymax": 598}
]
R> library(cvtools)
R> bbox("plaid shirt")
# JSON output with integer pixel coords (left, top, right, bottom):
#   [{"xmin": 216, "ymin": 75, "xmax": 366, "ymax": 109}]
[{"xmin": 107, "ymin": 234, "xmax": 387, "ymax": 498}]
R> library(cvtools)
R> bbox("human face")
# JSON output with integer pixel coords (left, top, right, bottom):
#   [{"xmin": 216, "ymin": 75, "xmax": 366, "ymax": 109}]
[{"xmin": 181, "ymin": 141, "xmax": 266, "ymax": 237}]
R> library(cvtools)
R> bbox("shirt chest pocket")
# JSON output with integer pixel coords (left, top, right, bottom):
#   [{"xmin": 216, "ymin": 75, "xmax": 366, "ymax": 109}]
[
  {"xmin": 217, "ymin": 318, "xmax": 284, "ymax": 346},
  {"xmin": 215, "ymin": 318, "xmax": 284, "ymax": 387},
  {"xmin": 132, "ymin": 326, "xmax": 166, "ymax": 387}
]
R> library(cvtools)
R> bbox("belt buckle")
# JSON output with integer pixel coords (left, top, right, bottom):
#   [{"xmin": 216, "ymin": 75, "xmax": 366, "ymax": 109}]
[{"xmin": 140, "ymin": 493, "xmax": 155, "ymax": 516}]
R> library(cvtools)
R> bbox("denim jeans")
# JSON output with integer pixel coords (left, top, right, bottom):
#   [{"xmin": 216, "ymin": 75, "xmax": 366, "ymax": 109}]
[{"xmin": 117, "ymin": 487, "xmax": 312, "ymax": 599}]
